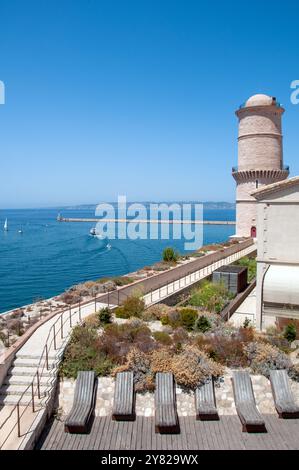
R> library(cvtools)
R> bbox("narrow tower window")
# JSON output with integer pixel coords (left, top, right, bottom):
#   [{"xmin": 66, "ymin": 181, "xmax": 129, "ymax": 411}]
[{"xmin": 255, "ymin": 180, "xmax": 259, "ymax": 189}]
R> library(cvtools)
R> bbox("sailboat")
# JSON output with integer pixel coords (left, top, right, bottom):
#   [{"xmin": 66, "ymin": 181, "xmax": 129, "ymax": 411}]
[{"xmin": 4, "ymin": 218, "xmax": 8, "ymax": 231}]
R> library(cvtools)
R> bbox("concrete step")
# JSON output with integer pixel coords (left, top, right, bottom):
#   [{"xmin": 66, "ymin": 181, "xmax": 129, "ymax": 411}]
[
  {"xmin": 4, "ymin": 375, "xmax": 54, "ymax": 387},
  {"xmin": 0, "ymin": 384, "xmax": 49, "ymax": 397},
  {"xmin": 0, "ymin": 395, "xmax": 46, "ymax": 406},
  {"xmin": 12, "ymin": 357, "xmax": 58, "ymax": 369},
  {"xmin": 15, "ymin": 352, "xmax": 60, "ymax": 361},
  {"xmin": 7, "ymin": 366, "xmax": 55, "ymax": 378}
]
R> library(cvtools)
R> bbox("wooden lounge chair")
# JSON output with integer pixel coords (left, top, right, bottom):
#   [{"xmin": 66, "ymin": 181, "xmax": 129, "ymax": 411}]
[
  {"xmin": 195, "ymin": 378, "xmax": 219, "ymax": 420},
  {"xmin": 65, "ymin": 371, "xmax": 97, "ymax": 433},
  {"xmin": 269, "ymin": 369, "xmax": 299, "ymax": 419},
  {"xmin": 155, "ymin": 372, "xmax": 180, "ymax": 434},
  {"xmin": 112, "ymin": 371, "xmax": 136, "ymax": 421},
  {"xmin": 231, "ymin": 371, "xmax": 266, "ymax": 433}
]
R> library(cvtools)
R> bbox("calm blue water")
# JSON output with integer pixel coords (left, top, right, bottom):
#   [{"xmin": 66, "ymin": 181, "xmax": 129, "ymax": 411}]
[{"xmin": 0, "ymin": 207, "xmax": 235, "ymax": 313}]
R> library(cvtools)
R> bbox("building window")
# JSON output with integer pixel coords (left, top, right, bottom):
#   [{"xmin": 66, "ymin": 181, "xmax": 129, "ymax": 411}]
[{"xmin": 255, "ymin": 179, "xmax": 259, "ymax": 189}]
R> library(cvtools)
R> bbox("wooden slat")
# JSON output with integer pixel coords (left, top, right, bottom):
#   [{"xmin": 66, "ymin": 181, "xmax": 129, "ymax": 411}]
[
  {"xmin": 195, "ymin": 379, "xmax": 219, "ymax": 420},
  {"xmin": 112, "ymin": 372, "xmax": 135, "ymax": 421},
  {"xmin": 65, "ymin": 371, "xmax": 96, "ymax": 433},
  {"xmin": 232, "ymin": 371, "xmax": 266, "ymax": 433},
  {"xmin": 270, "ymin": 370, "xmax": 299, "ymax": 418}
]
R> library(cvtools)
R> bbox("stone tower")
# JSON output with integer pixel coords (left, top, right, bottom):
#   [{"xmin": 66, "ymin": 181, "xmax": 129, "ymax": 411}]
[{"xmin": 233, "ymin": 93, "xmax": 289, "ymax": 237}]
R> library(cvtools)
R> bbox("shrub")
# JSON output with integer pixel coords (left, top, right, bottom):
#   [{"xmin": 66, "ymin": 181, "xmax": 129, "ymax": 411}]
[
  {"xmin": 60, "ymin": 326, "xmax": 114, "ymax": 379},
  {"xmin": 283, "ymin": 324, "xmax": 297, "ymax": 343},
  {"xmin": 173, "ymin": 327, "xmax": 189, "ymax": 344},
  {"xmin": 115, "ymin": 294, "xmax": 145, "ymax": 319},
  {"xmin": 162, "ymin": 247, "xmax": 179, "ymax": 262},
  {"xmin": 194, "ymin": 315, "xmax": 212, "ymax": 333},
  {"xmin": 243, "ymin": 318, "xmax": 251, "ymax": 329},
  {"xmin": 114, "ymin": 348, "xmax": 154, "ymax": 392},
  {"xmin": 244, "ymin": 342, "xmax": 292, "ymax": 378},
  {"xmin": 203, "ymin": 334, "xmax": 249, "ymax": 367},
  {"xmin": 189, "ymin": 281, "xmax": 233, "ymax": 313},
  {"xmin": 235, "ymin": 256, "xmax": 257, "ymax": 282},
  {"xmin": 114, "ymin": 306, "xmax": 129, "ymax": 319},
  {"xmin": 113, "ymin": 276, "xmax": 135, "ymax": 286},
  {"xmin": 170, "ymin": 346, "xmax": 224, "ymax": 389},
  {"xmin": 276, "ymin": 318, "xmax": 299, "ymax": 338},
  {"xmin": 7, "ymin": 319, "xmax": 24, "ymax": 336},
  {"xmin": 150, "ymin": 345, "xmax": 223, "ymax": 389},
  {"xmin": 179, "ymin": 308, "xmax": 198, "ymax": 330},
  {"xmin": 289, "ymin": 363, "xmax": 299, "ymax": 382},
  {"xmin": 153, "ymin": 331, "xmax": 172, "ymax": 345},
  {"xmin": 98, "ymin": 307, "xmax": 112, "ymax": 324},
  {"xmin": 141, "ymin": 304, "xmax": 169, "ymax": 321},
  {"xmin": 84, "ymin": 314, "xmax": 100, "ymax": 329},
  {"xmin": 101, "ymin": 321, "xmax": 156, "ymax": 361}
]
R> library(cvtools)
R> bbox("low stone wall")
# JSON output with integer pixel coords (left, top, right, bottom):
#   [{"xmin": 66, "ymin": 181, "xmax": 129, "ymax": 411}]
[{"xmin": 57, "ymin": 369, "xmax": 299, "ymax": 419}]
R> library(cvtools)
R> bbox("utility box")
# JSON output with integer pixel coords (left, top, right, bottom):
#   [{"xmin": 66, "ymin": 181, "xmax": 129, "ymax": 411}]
[{"xmin": 212, "ymin": 265, "xmax": 248, "ymax": 294}]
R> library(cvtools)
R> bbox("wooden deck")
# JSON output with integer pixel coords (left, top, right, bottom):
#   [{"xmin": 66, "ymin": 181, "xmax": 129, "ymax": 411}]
[{"xmin": 37, "ymin": 415, "xmax": 299, "ymax": 450}]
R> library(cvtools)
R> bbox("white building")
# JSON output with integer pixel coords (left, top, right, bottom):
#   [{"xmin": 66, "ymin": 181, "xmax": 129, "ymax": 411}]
[{"xmin": 253, "ymin": 176, "xmax": 299, "ymax": 330}]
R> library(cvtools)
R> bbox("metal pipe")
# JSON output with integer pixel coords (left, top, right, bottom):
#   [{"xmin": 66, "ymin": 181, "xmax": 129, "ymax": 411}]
[
  {"xmin": 53, "ymin": 324, "xmax": 57, "ymax": 350},
  {"xmin": 61, "ymin": 314, "xmax": 63, "ymax": 339},
  {"xmin": 17, "ymin": 404, "xmax": 20, "ymax": 438},
  {"xmin": 37, "ymin": 370, "xmax": 41, "ymax": 399},
  {"xmin": 31, "ymin": 383, "xmax": 35, "ymax": 412},
  {"xmin": 45, "ymin": 344, "xmax": 49, "ymax": 370}
]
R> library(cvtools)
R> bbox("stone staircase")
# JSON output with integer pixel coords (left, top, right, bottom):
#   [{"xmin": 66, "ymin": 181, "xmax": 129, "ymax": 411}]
[{"xmin": 0, "ymin": 352, "xmax": 62, "ymax": 406}]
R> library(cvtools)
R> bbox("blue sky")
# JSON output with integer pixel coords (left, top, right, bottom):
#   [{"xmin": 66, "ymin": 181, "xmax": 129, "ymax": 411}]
[{"xmin": 0, "ymin": 0, "xmax": 299, "ymax": 208}]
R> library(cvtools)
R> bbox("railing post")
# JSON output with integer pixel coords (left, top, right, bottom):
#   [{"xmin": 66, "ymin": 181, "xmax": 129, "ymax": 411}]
[
  {"xmin": 61, "ymin": 313, "xmax": 63, "ymax": 339},
  {"xmin": 69, "ymin": 307, "xmax": 72, "ymax": 328},
  {"xmin": 37, "ymin": 370, "xmax": 41, "ymax": 399},
  {"xmin": 17, "ymin": 404, "xmax": 21, "ymax": 438},
  {"xmin": 94, "ymin": 295, "xmax": 97, "ymax": 313},
  {"xmin": 31, "ymin": 383, "xmax": 35, "ymax": 412},
  {"xmin": 53, "ymin": 324, "xmax": 57, "ymax": 350},
  {"xmin": 45, "ymin": 344, "xmax": 49, "ymax": 370}
]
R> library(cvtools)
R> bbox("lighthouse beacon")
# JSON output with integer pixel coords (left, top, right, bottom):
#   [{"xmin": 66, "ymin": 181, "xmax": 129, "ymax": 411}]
[{"xmin": 232, "ymin": 93, "xmax": 289, "ymax": 238}]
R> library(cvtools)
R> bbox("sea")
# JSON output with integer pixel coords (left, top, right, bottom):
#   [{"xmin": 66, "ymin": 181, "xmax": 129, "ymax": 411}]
[{"xmin": 0, "ymin": 206, "xmax": 235, "ymax": 314}]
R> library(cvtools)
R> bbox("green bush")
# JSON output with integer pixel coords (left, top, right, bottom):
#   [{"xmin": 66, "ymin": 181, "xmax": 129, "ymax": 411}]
[
  {"xmin": 194, "ymin": 315, "xmax": 212, "ymax": 333},
  {"xmin": 162, "ymin": 247, "xmax": 179, "ymax": 262},
  {"xmin": 243, "ymin": 317, "xmax": 252, "ymax": 329},
  {"xmin": 98, "ymin": 307, "xmax": 112, "ymax": 324},
  {"xmin": 115, "ymin": 294, "xmax": 145, "ymax": 319},
  {"xmin": 59, "ymin": 325, "xmax": 114, "ymax": 379},
  {"xmin": 153, "ymin": 331, "xmax": 172, "ymax": 345},
  {"xmin": 161, "ymin": 315, "xmax": 169, "ymax": 326},
  {"xmin": 113, "ymin": 276, "xmax": 135, "ymax": 286},
  {"xmin": 179, "ymin": 308, "xmax": 198, "ymax": 330},
  {"xmin": 235, "ymin": 256, "xmax": 257, "ymax": 282},
  {"xmin": 283, "ymin": 324, "xmax": 297, "ymax": 343},
  {"xmin": 189, "ymin": 281, "xmax": 233, "ymax": 313}
]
